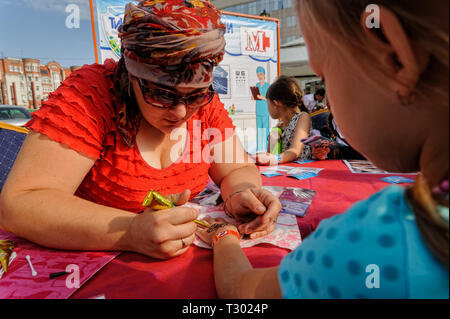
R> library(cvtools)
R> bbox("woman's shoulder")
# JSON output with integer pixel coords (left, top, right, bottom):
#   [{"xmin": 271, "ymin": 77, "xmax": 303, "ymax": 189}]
[
  {"xmin": 37, "ymin": 59, "xmax": 119, "ymax": 119},
  {"xmin": 67, "ymin": 59, "xmax": 118, "ymax": 86},
  {"xmin": 25, "ymin": 59, "xmax": 120, "ymax": 159}
]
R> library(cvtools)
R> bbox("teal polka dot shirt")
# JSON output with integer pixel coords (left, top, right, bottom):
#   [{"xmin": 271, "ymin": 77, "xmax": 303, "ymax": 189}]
[{"xmin": 278, "ymin": 186, "xmax": 449, "ymax": 299}]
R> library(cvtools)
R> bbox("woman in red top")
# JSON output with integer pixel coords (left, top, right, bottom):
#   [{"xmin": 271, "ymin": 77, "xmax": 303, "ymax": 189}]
[{"xmin": 0, "ymin": 0, "xmax": 281, "ymax": 260}]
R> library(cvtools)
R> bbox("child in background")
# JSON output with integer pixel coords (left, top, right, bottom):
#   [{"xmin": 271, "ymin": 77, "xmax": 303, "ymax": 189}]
[
  {"xmin": 197, "ymin": 0, "xmax": 449, "ymax": 299},
  {"xmin": 255, "ymin": 76, "xmax": 312, "ymax": 166}
]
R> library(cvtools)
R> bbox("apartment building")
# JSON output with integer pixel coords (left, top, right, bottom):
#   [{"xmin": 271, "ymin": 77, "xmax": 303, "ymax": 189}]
[
  {"xmin": 211, "ymin": 0, "xmax": 301, "ymax": 44},
  {"xmin": 0, "ymin": 57, "xmax": 79, "ymax": 109}
]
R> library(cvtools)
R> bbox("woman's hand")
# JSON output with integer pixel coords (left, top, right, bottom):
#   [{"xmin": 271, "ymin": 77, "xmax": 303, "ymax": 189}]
[
  {"xmin": 225, "ymin": 188, "xmax": 282, "ymax": 239},
  {"xmin": 312, "ymin": 146, "xmax": 331, "ymax": 160},
  {"xmin": 195, "ymin": 217, "xmax": 239, "ymax": 247},
  {"xmin": 254, "ymin": 153, "xmax": 279, "ymax": 166},
  {"xmin": 126, "ymin": 189, "xmax": 196, "ymax": 259},
  {"xmin": 126, "ymin": 205, "xmax": 199, "ymax": 259}
]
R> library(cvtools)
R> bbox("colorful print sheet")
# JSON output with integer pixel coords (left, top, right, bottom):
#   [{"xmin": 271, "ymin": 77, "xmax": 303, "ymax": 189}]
[
  {"xmin": 187, "ymin": 202, "xmax": 302, "ymax": 251},
  {"xmin": 344, "ymin": 160, "xmax": 419, "ymax": 175},
  {"xmin": 0, "ymin": 230, "xmax": 120, "ymax": 299}
]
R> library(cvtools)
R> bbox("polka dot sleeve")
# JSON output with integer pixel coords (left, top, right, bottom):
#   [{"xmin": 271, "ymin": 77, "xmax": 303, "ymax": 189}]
[{"xmin": 278, "ymin": 186, "xmax": 418, "ymax": 299}]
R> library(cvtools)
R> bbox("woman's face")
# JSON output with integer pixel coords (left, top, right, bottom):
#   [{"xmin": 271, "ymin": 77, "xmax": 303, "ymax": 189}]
[
  {"xmin": 132, "ymin": 78, "xmax": 200, "ymax": 134},
  {"xmin": 299, "ymin": 12, "xmax": 422, "ymax": 173}
]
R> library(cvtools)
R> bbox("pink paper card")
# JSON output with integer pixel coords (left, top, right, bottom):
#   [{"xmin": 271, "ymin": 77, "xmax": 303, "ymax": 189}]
[
  {"xmin": 187, "ymin": 203, "xmax": 302, "ymax": 251},
  {"xmin": 0, "ymin": 230, "xmax": 120, "ymax": 299}
]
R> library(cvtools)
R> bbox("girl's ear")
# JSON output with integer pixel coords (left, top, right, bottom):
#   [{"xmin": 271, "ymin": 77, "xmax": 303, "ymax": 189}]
[{"xmin": 360, "ymin": 6, "xmax": 430, "ymax": 99}]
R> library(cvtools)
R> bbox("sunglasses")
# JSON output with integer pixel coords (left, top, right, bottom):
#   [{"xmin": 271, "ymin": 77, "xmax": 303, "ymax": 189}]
[{"xmin": 137, "ymin": 78, "xmax": 215, "ymax": 109}]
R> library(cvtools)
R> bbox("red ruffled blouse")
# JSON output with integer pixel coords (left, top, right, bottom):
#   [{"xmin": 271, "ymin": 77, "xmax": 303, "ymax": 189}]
[{"xmin": 26, "ymin": 59, "xmax": 235, "ymax": 213}]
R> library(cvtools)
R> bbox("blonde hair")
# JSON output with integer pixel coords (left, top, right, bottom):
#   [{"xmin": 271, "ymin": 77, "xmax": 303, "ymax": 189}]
[
  {"xmin": 297, "ymin": 0, "xmax": 449, "ymax": 267},
  {"xmin": 297, "ymin": 0, "xmax": 449, "ymax": 109}
]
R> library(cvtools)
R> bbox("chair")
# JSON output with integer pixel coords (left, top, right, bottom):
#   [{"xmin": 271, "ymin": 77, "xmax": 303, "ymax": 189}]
[{"xmin": 0, "ymin": 122, "xmax": 28, "ymax": 192}]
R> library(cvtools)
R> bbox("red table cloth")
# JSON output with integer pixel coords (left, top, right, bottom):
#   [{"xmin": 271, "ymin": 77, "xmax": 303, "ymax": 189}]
[{"xmin": 69, "ymin": 160, "xmax": 416, "ymax": 299}]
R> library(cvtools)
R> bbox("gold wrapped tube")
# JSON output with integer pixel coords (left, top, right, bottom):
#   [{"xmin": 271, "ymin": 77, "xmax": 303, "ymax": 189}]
[
  {"xmin": 0, "ymin": 240, "xmax": 15, "ymax": 274},
  {"xmin": 142, "ymin": 191, "xmax": 211, "ymax": 229},
  {"xmin": 142, "ymin": 191, "xmax": 175, "ymax": 210}
]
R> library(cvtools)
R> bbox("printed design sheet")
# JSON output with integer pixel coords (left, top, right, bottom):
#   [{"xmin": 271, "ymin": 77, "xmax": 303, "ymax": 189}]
[
  {"xmin": 344, "ymin": 160, "xmax": 419, "ymax": 175},
  {"xmin": 187, "ymin": 202, "xmax": 302, "ymax": 251},
  {"xmin": 0, "ymin": 230, "xmax": 120, "ymax": 299}
]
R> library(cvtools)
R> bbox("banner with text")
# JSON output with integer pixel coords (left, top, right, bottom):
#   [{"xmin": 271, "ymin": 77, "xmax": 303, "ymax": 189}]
[{"xmin": 94, "ymin": 1, "xmax": 279, "ymax": 114}]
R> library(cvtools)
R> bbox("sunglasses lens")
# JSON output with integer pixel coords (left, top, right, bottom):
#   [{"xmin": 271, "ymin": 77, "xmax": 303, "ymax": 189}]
[
  {"xmin": 145, "ymin": 90, "xmax": 177, "ymax": 108},
  {"xmin": 186, "ymin": 91, "xmax": 214, "ymax": 108},
  {"xmin": 140, "ymin": 78, "xmax": 214, "ymax": 109}
]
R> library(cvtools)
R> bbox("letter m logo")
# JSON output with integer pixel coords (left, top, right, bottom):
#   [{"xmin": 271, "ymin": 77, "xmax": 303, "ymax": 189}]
[{"xmin": 240, "ymin": 28, "xmax": 274, "ymax": 58}]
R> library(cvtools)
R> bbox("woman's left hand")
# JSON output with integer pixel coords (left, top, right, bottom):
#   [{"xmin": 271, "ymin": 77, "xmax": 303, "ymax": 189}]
[
  {"xmin": 195, "ymin": 217, "xmax": 239, "ymax": 247},
  {"xmin": 225, "ymin": 188, "xmax": 282, "ymax": 239}
]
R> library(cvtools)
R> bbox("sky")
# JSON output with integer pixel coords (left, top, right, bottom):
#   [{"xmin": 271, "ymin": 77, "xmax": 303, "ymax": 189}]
[{"xmin": 0, "ymin": 0, "xmax": 96, "ymax": 68}]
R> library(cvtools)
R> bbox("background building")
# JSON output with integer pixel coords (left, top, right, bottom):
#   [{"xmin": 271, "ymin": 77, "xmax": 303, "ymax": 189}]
[
  {"xmin": 0, "ymin": 57, "xmax": 79, "ymax": 109},
  {"xmin": 212, "ymin": 0, "xmax": 322, "ymax": 93}
]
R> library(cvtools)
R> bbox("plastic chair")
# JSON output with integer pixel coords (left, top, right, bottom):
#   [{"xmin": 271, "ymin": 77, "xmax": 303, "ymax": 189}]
[{"xmin": 0, "ymin": 122, "xmax": 28, "ymax": 192}]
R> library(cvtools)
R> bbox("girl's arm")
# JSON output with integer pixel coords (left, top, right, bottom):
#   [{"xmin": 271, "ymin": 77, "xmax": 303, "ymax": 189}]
[{"xmin": 196, "ymin": 218, "xmax": 282, "ymax": 299}]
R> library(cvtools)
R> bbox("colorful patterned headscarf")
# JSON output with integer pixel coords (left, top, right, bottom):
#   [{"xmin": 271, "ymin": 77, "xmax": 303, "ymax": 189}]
[{"xmin": 119, "ymin": 0, "xmax": 226, "ymax": 90}]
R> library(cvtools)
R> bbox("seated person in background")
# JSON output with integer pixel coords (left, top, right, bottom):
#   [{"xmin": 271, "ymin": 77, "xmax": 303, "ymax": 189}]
[
  {"xmin": 255, "ymin": 76, "xmax": 312, "ymax": 166},
  {"xmin": 302, "ymin": 88, "xmax": 326, "ymax": 113},
  {"xmin": 196, "ymin": 0, "xmax": 448, "ymax": 299},
  {"xmin": 312, "ymin": 112, "xmax": 365, "ymax": 160}
]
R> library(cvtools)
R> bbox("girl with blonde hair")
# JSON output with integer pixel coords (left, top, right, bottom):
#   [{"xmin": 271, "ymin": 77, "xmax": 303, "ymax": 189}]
[{"xmin": 196, "ymin": 0, "xmax": 449, "ymax": 299}]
